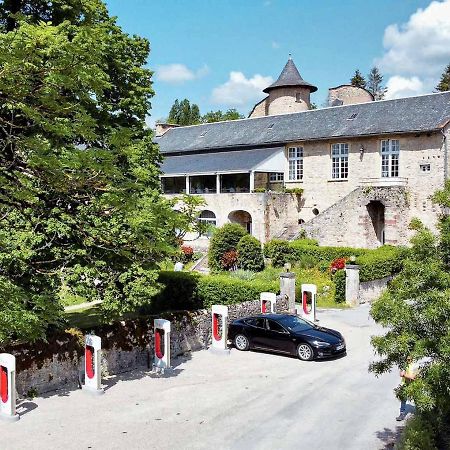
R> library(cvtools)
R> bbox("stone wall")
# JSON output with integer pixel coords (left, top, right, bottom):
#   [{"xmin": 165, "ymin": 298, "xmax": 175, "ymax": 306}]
[
  {"xmin": 6, "ymin": 297, "xmax": 289, "ymax": 396},
  {"xmin": 358, "ymin": 276, "xmax": 392, "ymax": 304},
  {"xmin": 267, "ymin": 87, "xmax": 311, "ymax": 115},
  {"xmin": 328, "ymin": 85, "xmax": 373, "ymax": 106}
]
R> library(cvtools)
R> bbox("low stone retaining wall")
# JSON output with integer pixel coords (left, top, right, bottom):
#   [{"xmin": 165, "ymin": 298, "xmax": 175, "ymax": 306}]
[
  {"xmin": 5, "ymin": 296, "xmax": 288, "ymax": 396},
  {"xmin": 358, "ymin": 276, "xmax": 392, "ymax": 304}
]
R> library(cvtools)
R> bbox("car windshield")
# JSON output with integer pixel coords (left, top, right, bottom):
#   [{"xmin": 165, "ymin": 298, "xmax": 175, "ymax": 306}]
[{"xmin": 277, "ymin": 316, "xmax": 314, "ymax": 332}]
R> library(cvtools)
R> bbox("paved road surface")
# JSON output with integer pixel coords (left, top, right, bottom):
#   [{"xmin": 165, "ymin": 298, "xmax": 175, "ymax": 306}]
[{"xmin": 1, "ymin": 304, "xmax": 405, "ymax": 450}]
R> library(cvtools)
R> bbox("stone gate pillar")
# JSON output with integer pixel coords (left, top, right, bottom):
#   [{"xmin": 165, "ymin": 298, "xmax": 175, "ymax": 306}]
[
  {"xmin": 345, "ymin": 264, "xmax": 360, "ymax": 306},
  {"xmin": 280, "ymin": 272, "xmax": 296, "ymax": 313}
]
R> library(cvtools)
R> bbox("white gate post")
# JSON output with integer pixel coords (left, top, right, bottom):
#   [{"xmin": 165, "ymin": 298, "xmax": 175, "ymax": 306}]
[
  {"xmin": 83, "ymin": 334, "xmax": 104, "ymax": 395},
  {"xmin": 153, "ymin": 319, "xmax": 171, "ymax": 371},
  {"xmin": 299, "ymin": 284, "xmax": 317, "ymax": 322},
  {"xmin": 260, "ymin": 292, "xmax": 276, "ymax": 313},
  {"xmin": 0, "ymin": 353, "xmax": 19, "ymax": 422},
  {"xmin": 210, "ymin": 305, "xmax": 230, "ymax": 354}
]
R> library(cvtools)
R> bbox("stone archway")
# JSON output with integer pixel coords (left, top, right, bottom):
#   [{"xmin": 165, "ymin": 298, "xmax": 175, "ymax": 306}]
[
  {"xmin": 366, "ymin": 200, "xmax": 385, "ymax": 245},
  {"xmin": 228, "ymin": 210, "xmax": 253, "ymax": 234}
]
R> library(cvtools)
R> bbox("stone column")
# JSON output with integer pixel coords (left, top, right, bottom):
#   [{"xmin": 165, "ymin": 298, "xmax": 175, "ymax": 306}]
[
  {"xmin": 185, "ymin": 175, "xmax": 190, "ymax": 194},
  {"xmin": 249, "ymin": 171, "xmax": 255, "ymax": 192},
  {"xmin": 345, "ymin": 264, "xmax": 360, "ymax": 306},
  {"xmin": 216, "ymin": 173, "xmax": 221, "ymax": 193},
  {"xmin": 280, "ymin": 272, "xmax": 296, "ymax": 313}
]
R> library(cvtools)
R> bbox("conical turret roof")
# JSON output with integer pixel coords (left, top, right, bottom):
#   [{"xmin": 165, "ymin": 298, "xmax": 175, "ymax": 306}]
[{"xmin": 263, "ymin": 57, "xmax": 317, "ymax": 93}]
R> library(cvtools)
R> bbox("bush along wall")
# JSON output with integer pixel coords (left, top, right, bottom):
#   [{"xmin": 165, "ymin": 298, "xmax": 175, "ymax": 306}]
[
  {"xmin": 356, "ymin": 246, "xmax": 407, "ymax": 282},
  {"xmin": 237, "ymin": 235, "xmax": 265, "ymax": 272},
  {"xmin": 333, "ymin": 270, "xmax": 346, "ymax": 303}
]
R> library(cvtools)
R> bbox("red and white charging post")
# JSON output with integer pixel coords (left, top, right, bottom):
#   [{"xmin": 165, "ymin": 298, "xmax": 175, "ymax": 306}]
[
  {"xmin": 0, "ymin": 353, "xmax": 19, "ymax": 422},
  {"xmin": 153, "ymin": 319, "xmax": 171, "ymax": 372},
  {"xmin": 260, "ymin": 292, "xmax": 276, "ymax": 313},
  {"xmin": 83, "ymin": 334, "xmax": 104, "ymax": 395},
  {"xmin": 211, "ymin": 305, "xmax": 229, "ymax": 354},
  {"xmin": 298, "ymin": 284, "xmax": 317, "ymax": 322}
]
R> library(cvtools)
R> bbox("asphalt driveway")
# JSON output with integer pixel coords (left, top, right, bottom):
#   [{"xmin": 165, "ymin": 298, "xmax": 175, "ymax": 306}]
[{"xmin": 1, "ymin": 304, "xmax": 404, "ymax": 450}]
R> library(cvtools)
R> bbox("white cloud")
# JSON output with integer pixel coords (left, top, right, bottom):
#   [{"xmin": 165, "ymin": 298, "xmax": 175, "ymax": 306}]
[
  {"xmin": 376, "ymin": 0, "xmax": 450, "ymax": 98},
  {"xmin": 271, "ymin": 41, "xmax": 280, "ymax": 49},
  {"xmin": 156, "ymin": 63, "xmax": 210, "ymax": 84},
  {"xmin": 385, "ymin": 76, "xmax": 424, "ymax": 99},
  {"xmin": 211, "ymin": 71, "xmax": 273, "ymax": 106}
]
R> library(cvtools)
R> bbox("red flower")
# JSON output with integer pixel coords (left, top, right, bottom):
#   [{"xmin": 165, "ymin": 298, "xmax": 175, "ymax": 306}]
[{"xmin": 330, "ymin": 257, "xmax": 347, "ymax": 273}]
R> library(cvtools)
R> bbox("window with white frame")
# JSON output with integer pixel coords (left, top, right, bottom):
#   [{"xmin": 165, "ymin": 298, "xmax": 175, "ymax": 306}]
[
  {"xmin": 269, "ymin": 172, "xmax": 284, "ymax": 182},
  {"xmin": 331, "ymin": 143, "xmax": 349, "ymax": 179},
  {"xmin": 288, "ymin": 147, "xmax": 303, "ymax": 181},
  {"xmin": 381, "ymin": 139, "xmax": 399, "ymax": 177}
]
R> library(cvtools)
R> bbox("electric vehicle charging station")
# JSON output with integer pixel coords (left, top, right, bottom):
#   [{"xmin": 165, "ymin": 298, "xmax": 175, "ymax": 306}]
[
  {"xmin": 299, "ymin": 284, "xmax": 317, "ymax": 322},
  {"xmin": 153, "ymin": 319, "xmax": 171, "ymax": 371},
  {"xmin": 0, "ymin": 353, "xmax": 19, "ymax": 422},
  {"xmin": 83, "ymin": 334, "xmax": 104, "ymax": 395},
  {"xmin": 210, "ymin": 305, "xmax": 229, "ymax": 354},
  {"xmin": 260, "ymin": 292, "xmax": 276, "ymax": 313}
]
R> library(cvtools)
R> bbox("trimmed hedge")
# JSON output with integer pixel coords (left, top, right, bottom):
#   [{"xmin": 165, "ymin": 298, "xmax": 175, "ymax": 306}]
[
  {"xmin": 333, "ymin": 270, "xmax": 346, "ymax": 303},
  {"xmin": 356, "ymin": 245, "xmax": 407, "ymax": 282},
  {"xmin": 196, "ymin": 275, "xmax": 278, "ymax": 309},
  {"xmin": 265, "ymin": 238, "xmax": 407, "ymax": 283},
  {"xmin": 236, "ymin": 235, "xmax": 265, "ymax": 272},
  {"xmin": 149, "ymin": 270, "xmax": 278, "ymax": 312}
]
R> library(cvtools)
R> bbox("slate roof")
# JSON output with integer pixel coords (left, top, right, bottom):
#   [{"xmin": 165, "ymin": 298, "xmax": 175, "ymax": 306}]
[
  {"xmin": 160, "ymin": 146, "xmax": 283, "ymax": 175},
  {"xmin": 263, "ymin": 58, "xmax": 318, "ymax": 93},
  {"xmin": 157, "ymin": 92, "xmax": 450, "ymax": 155}
]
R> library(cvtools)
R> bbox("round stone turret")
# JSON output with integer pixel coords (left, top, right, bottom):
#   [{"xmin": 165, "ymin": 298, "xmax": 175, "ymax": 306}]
[{"xmin": 263, "ymin": 56, "xmax": 317, "ymax": 115}]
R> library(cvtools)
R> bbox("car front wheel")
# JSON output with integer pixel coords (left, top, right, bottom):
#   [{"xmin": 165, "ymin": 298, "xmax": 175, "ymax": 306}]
[
  {"xmin": 297, "ymin": 343, "xmax": 314, "ymax": 361},
  {"xmin": 234, "ymin": 334, "xmax": 250, "ymax": 351}
]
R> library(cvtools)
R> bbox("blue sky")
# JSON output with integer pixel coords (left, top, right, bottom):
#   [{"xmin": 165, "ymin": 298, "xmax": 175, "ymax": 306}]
[{"xmin": 106, "ymin": 0, "xmax": 450, "ymax": 125}]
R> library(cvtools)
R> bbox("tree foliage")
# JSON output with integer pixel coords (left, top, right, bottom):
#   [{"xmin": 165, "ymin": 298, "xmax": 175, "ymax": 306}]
[
  {"xmin": 202, "ymin": 108, "xmax": 244, "ymax": 123},
  {"xmin": 435, "ymin": 63, "xmax": 450, "ymax": 92},
  {"xmin": 0, "ymin": 0, "xmax": 180, "ymax": 342},
  {"xmin": 167, "ymin": 99, "xmax": 201, "ymax": 126},
  {"xmin": 350, "ymin": 69, "xmax": 367, "ymax": 89},
  {"xmin": 370, "ymin": 183, "xmax": 450, "ymax": 444},
  {"xmin": 167, "ymin": 99, "xmax": 243, "ymax": 125},
  {"xmin": 208, "ymin": 224, "xmax": 247, "ymax": 272},
  {"xmin": 367, "ymin": 66, "xmax": 387, "ymax": 100},
  {"xmin": 236, "ymin": 235, "xmax": 265, "ymax": 272}
]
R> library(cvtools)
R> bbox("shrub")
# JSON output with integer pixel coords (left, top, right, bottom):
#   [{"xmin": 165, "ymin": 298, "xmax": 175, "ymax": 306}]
[
  {"xmin": 296, "ymin": 253, "xmax": 320, "ymax": 269},
  {"xmin": 196, "ymin": 275, "xmax": 278, "ymax": 309},
  {"xmin": 208, "ymin": 223, "xmax": 247, "ymax": 271},
  {"xmin": 333, "ymin": 270, "xmax": 346, "ymax": 303},
  {"xmin": 221, "ymin": 250, "xmax": 238, "ymax": 271},
  {"xmin": 397, "ymin": 414, "xmax": 438, "ymax": 450},
  {"xmin": 293, "ymin": 238, "xmax": 319, "ymax": 246},
  {"xmin": 264, "ymin": 239, "xmax": 292, "ymax": 267},
  {"xmin": 356, "ymin": 245, "xmax": 407, "ymax": 282},
  {"xmin": 290, "ymin": 241, "xmax": 366, "ymax": 263},
  {"xmin": 330, "ymin": 257, "xmax": 348, "ymax": 273},
  {"xmin": 181, "ymin": 245, "xmax": 194, "ymax": 263},
  {"xmin": 237, "ymin": 235, "xmax": 265, "ymax": 272},
  {"xmin": 149, "ymin": 271, "xmax": 201, "ymax": 313}
]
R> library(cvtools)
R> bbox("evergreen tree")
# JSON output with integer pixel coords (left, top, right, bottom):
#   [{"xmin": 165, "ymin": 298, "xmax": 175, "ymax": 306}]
[
  {"xmin": 0, "ymin": 0, "xmax": 180, "ymax": 341},
  {"xmin": 435, "ymin": 63, "xmax": 450, "ymax": 92},
  {"xmin": 167, "ymin": 98, "xmax": 201, "ymax": 125},
  {"xmin": 367, "ymin": 67, "xmax": 387, "ymax": 100},
  {"xmin": 350, "ymin": 69, "xmax": 366, "ymax": 89},
  {"xmin": 202, "ymin": 108, "xmax": 244, "ymax": 123}
]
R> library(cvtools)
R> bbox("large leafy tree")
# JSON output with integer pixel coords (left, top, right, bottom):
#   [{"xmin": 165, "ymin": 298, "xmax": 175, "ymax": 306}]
[
  {"xmin": 0, "ymin": 0, "xmax": 178, "ymax": 343},
  {"xmin": 435, "ymin": 63, "xmax": 450, "ymax": 92},
  {"xmin": 370, "ymin": 183, "xmax": 450, "ymax": 446}
]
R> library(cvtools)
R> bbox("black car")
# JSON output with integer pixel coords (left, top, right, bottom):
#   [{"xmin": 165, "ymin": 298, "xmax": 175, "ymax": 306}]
[{"xmin": 228, "ymin": 313, "xmax": 346, "ymax": 361}]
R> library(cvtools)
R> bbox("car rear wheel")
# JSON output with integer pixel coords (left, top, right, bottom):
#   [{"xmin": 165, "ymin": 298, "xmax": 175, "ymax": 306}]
[
  {"xmin": 297, "ymin": 343, "xmax": 314, "ymax": 361},
  {"xmin": 234, "ymin": 334, "xmax": 250, "ymax": 351}
]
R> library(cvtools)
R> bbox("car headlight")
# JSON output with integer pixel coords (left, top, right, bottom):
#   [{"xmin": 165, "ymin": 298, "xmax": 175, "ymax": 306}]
[{"xmin": 311, "ymin": 340, "xmax": 331, "ymax": 348}]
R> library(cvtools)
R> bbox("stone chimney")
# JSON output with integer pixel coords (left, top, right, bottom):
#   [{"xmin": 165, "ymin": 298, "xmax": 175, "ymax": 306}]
[{"xmin": 155, "ymin": 122, "xmax": 180, "ymax": 137}]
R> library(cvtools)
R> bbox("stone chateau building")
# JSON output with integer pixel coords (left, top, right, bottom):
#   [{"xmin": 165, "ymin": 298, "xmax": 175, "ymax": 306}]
[{"xmin": 156, "ymin": 57, "xmax": 450, "ymax": 249}]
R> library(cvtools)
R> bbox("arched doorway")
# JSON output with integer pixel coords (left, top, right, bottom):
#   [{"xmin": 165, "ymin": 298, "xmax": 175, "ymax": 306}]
[
  {"xmin": 367, "ymin": 201, "xmax": 385, "ymax": 245},
  {"xmin": 228, "ymin": 210, "xmax": 252, "ymax": 234}
]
